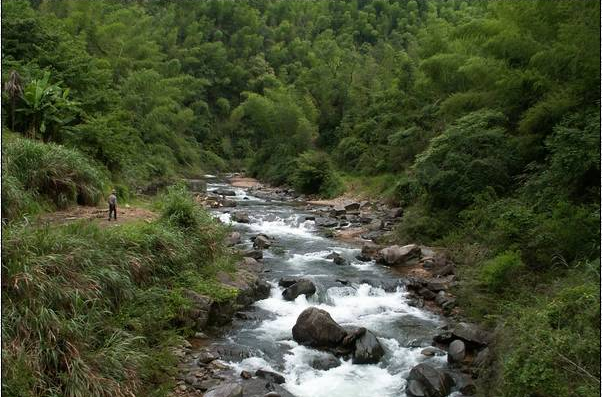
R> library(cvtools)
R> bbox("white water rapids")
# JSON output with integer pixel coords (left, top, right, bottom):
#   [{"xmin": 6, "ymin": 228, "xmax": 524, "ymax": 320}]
[{"xmin": 206, "ymin": 179, "xmax": 453, "ymax": 397}]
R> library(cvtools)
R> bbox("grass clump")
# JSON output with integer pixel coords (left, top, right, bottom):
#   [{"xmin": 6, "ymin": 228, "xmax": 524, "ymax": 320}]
[
  {"xmin": 2, "ymin": 136, "xmax": 108, "ymax": 221},
  {"xmin": 1, "ymin": 186, "xmax": 236, "ymax": 397}
]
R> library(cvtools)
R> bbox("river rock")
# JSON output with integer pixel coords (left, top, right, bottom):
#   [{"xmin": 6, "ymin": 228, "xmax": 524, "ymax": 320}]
[
  {"xmin": 377, "ymin": 244, "xmax": 421, "ymax": 266},
  {"xmin": 451, "ymin": 322, "xmax": 490, "ymax": 348},
  {"xmin": 315, "ymin": 217, "xmax": 338, "ymax": 228},
  {"xmin": 421, "ymin": 347, "xmax": 446, "ymax": 357},
  {"xmin": 416, "ymin": 287, "xmax": 435, "ymax": 300},
  {"xmin": 330, "ymin": 206, "xmax": 346, "ymax": 216},
  {"xmin": 447, "ymin": 371, "xmax": 476, "ymax": 396},
  {"xmin": 357, "ymin": 242, "xmax": 380, "ymax": 261},
  {"xmin": 255, "ymin": 369, "xmax": 285, "ymax": 384},
  {"xmin": 231, "ymin": 212, "xmax": 250, "ymax": 223},
  {"xmin": 388, "ymin": 207, "xmax": 403, "ymax": 218},
  {"xmin": 433, "ymin": 264, "xmax": 455, "ymax": 277},
  {"xmin": 361, "ymin": 230, "xmax": 384, "ymax": 242},
  {"xmin": 278, "ymin": 277, "xmax": 299, "ymax": 288},
  {"xmin": 352, "ymin": 329, "xmax": 385, "ymax": 364},
  {"xmin": 282, "ymin": 279, "xmax": 316, "ymax": 301},
  {"xmin": 310, "ymin": 353, "xmax": 341, "ymax": 370},
  {"xmin": 344, "ymin": 202, "xmax": 361, "ymax": 211},
  {"xmin": 197, "ymin": 350, "xmax": 218, "ymax": 364},
  {"xmin": 215, "ymin": 188, "xmax": 237, "ymax": 197},
  {"xmin": 406, "ymin": 364, "xmax": 454, "ymax": 397},
  {"xmin": 226, "ymin": 231, "xmax": 242, "ymax": 246},
  {"xmin": 447, "ymin": 340, "xmax": 466, "ymax": 365},
  {"xmin": 426, "ymin": 276, "xmax": 455, "ymax": 292},
  {"xmin": 253, "ymin": 234, "xmax": 271, "ymax": 249},
  {"xmin": 292, "ymin": 307, "xmax": 347, "ymax": 348},
  {"xmin": 181, "ymin": 289, "xmax": 213, "ymax": 330},
  {"xmin": 327, "ymin": 252, "xmax": 348, "ymax": 265},
  {"xmin": 242, "ymin": 249, "xmax": 263, "ymax": 260},
  {"xmin": 473, "ymin": 347, "xmax": 491, "ymax": 368},
  {"xmin": 222, "ymin": 199, "xmax": 237, "ymax": 207},
  {"xmin": 204, "ymin": 383, "xmax": 243, "ymax": 397}
]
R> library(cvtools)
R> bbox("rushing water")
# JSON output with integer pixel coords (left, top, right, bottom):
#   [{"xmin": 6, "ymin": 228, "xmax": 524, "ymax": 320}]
[{"xmin": 206, "ymin": 178, "xmax": 449, "ymax": 397}]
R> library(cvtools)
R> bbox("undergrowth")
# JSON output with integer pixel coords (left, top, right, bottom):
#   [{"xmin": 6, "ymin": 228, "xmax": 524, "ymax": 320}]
[
  {"xmin": 2, "ymin": 135, "xmax": 108, "ymax": 221},
  {"xmin": 1, "ymin": 185, "xmax": 236, "ymax": 397}
]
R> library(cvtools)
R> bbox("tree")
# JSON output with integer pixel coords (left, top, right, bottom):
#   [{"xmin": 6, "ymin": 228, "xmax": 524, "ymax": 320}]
[
  {"xmin": 17, "ymin": 71, "xmax": 78, "ymax": 142},
  {"xmin": 3, "ymin": 70, "xmax": 23, "ymax": 130}
]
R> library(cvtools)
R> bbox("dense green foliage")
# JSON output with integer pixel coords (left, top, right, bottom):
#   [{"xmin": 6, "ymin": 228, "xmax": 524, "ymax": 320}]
[
  {"xmin": 2, "ymin": 134, "xmax": 107, "ymax": 220},
  {"xmin": 2, "ymin": 1, "xmax": 600, "ymax": 396},
  {"xmin": 2, "ymin": 186, "xmax": 235, "ymax": 397}
]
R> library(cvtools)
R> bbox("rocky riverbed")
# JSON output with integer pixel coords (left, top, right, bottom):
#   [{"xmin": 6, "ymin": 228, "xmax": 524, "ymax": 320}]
[{"xmin": 172, "ymin": 176, "xmax": 491, "ymax": 397}]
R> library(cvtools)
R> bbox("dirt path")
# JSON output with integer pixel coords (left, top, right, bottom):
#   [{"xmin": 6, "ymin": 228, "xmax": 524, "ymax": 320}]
[
  {"xmin": 38, "ymin": 205, "xmax": 157, "ymax": 227},
  {"xmin": 229, "ymin": 176, "xmax": 261, "ymax": 188}
]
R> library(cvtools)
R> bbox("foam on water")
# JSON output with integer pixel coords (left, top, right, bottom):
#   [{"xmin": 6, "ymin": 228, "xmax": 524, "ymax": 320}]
[
  {"xmin": 245, "ymin": 215, "xmax": 319, "ymax": 240},
  {"xmin": 282, "ymin": 345, "xmax": 404, "ymax": 397},
  {"xmin": 206, "ymin": 181, "xmax": 448, "ymax": 397}
]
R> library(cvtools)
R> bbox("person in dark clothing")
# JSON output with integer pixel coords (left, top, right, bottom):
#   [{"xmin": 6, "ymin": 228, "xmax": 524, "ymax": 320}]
[{"xmin": 108, "ymin": 190, "xmax": 117, "ymax": 221}]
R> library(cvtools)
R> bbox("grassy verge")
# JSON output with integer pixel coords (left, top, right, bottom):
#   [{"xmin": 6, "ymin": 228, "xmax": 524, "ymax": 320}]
[
  {"xmin": 1, "ymin": 185, "xmax": 237, "ymax": 397},
  {"xmin": 1, "ymin": 134, "xmax": 108, "ymax": 222}
]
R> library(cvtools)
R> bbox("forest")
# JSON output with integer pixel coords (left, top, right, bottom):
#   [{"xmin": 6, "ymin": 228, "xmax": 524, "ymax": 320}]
[{"xmin": 1, "ymin": 1, "xmax": 600, "ymax": 397}]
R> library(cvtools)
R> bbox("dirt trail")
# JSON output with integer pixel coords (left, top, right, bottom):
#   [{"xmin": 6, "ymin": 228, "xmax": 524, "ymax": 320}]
[{"xmin": 38, "ymin": 205, "xmax": 157, "ymax": 227}]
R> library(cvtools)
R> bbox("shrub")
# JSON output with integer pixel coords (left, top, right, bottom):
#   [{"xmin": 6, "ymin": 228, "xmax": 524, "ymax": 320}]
[
  {"xmin": 413, "ymin": 110, "xmax": 517, "ymax": 210},
  {"xmin": 291, "ymin": 151, "xmax": 344, "ymax": 198},
  {"xmin": 479, "ymin": 251, "xmax": 524, "ymax": 292},
  {"xmin": 500, "ymin": 280, "xmax": 600, "ymax": 397},
  {"xmin": 394, "ymin": 203, "xmax": 452, "ymax": 245}
]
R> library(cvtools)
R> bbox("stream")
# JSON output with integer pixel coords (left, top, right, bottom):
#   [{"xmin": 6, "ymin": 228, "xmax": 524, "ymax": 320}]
[{"xmin": 205, "ymin": 177, "xmax": 449, "ymax": 397}]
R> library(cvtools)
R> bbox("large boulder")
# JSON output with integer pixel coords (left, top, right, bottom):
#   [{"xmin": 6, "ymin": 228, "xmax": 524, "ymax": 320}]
[
  {"xmin": 352, "ymin": 329, "xmax": 385, "ymax": 364},
  {"xmin": 406, "ymin": 364, "xmax": 454, "ymax": 397},
  {"xmin": 447, "ymin": 340, "xmax": 466, "ymax": 365},
  {"xmin": 377, "ymin": 244, "xmax": 421, "ymax": 266},
  {"xmin": 282, "ymin": 279, "xmax": 316, "ymax": 301},
  {"xmin": 231, "ymin": 212, "xmax": 250, "ymax": 223},
  {"xmin": 204, "ymin": 383, "xmax": 243, "ymax": 397},
  {"xmin": 292, "ymin": 307, "xmax": 347, "ymax": 348}
]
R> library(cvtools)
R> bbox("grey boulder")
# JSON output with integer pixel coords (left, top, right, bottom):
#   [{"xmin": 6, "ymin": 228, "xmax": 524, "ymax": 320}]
[
  {"xmin": 292, "ymin": 307, "xmax": 347, "ymax": 348},
  {"xmin": 282, "ymin": 279, "xmax": 316, "ymax": 301}
]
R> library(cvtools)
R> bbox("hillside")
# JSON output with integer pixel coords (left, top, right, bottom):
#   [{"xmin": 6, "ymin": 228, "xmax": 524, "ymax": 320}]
[{"xmin": 1, "ymin": 1, "xmax": 600, "ymax": 397}]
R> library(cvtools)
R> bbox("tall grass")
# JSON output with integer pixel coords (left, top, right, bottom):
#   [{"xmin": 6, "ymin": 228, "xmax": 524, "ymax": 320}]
[
  {"xmin": 2, "ymin": 187, "xmax": 236, "ymax": 397},
  {"xmin": 2, "ymin": 136, "xmax": 108, "ymax": 221}
]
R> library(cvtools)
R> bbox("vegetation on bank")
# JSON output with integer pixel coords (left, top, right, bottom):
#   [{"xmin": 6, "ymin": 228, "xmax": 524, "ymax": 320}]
[
  {"xmin": 2, "ymin": 184, "xmax": 236, "ymax": 397},
  {"xmin": 1, "ymin": 0, "xmax": 600, "ymax": 396}
]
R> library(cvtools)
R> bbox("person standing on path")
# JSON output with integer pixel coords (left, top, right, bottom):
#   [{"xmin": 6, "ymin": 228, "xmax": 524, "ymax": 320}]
[{"xmin": 108, "ymin": 190, "xmax": 117, "ymax": 221}]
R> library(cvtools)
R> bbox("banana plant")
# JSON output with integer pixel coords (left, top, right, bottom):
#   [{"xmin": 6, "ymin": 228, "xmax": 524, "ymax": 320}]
[{"xmin": 17, "ymin": 71, "xmax": 79, "ymax": 142}]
